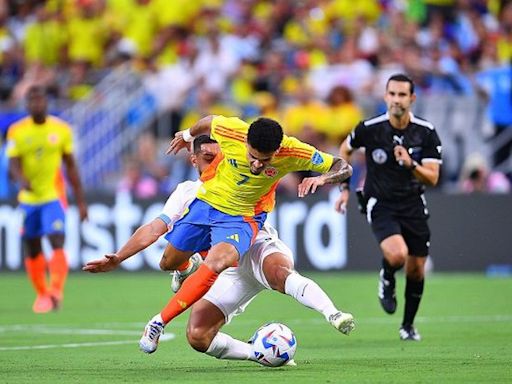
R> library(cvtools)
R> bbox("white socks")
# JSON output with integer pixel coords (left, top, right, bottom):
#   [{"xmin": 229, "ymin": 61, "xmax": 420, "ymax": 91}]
[
  {"xmin": 205, "ymin": 332, "xmax": 255, "ymax": 361},
  {"xmin": 284, "ymin": 272, "xmax": 338, "ymax": 321}
]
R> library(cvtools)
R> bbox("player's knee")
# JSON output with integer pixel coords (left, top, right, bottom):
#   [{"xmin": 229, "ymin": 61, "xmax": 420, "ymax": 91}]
[
  {"xmin": 186, "ymin": 325, "xmax": 211, "ymax": 352},
  {"xmin": 266, "ymin": 265, "xmax": 292, "ymax": 293},
  {"xmin": 159, "ymin": 257, "xmax": 172, "ymax": 271},
  {"xmin": 387, "ymin": 248, "xmax": 408, "ymax": 266}
]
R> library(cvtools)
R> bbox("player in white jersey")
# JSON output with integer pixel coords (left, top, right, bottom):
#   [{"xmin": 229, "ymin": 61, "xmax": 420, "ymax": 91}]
[{"xmin": 83, "ymin": 135, "xmax": 354, "ymax": 364}]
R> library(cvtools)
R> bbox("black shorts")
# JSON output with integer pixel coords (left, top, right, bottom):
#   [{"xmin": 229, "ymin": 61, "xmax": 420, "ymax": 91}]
[{"xmin": 366, "ymin": 195, "xmax": 431, "ymax": 257}]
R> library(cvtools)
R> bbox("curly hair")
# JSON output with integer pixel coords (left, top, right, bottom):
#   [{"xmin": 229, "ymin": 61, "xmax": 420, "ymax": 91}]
[{"xmin": 247, "ymin": 117, "xmax": 283, "ymax": 153}]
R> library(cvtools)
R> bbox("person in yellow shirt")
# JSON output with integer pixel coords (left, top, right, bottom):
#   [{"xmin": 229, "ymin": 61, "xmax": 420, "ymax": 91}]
[
  {"xmin": 320, "ymin": 85, "xmax": 364, "ymax": 147},
  {"xmin": 6, "ymin": 86, "xmax": 88, "ymax": 313},
  {"xmin": 135, "ymin": 114, "xmax": 354, "ymax": 354}
]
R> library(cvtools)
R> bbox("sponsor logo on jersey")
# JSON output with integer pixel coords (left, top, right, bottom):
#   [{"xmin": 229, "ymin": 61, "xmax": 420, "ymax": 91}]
[
  {"xmin": 264, "ymin": 167, "xmax": 278, "ymax": 177},
  {"xmin": 228, "ymin": 158, "xmax": 238, "ymax": 168},
  {"xmin": 311, "ymin": 151, "xmax": 324, "ymax": 165},
  {"xmin": 372, "ymin": 148, "xmax": 387, "ymax": 164}
]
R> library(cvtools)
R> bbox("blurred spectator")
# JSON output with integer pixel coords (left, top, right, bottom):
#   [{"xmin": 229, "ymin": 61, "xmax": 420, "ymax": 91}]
[
  {"xmin": 282, "ymin": 80, "xmax": 328, "ymax": 149},
  {"xmin": 117, "ymin": 155, "xmax": 159, "ymax": 199},
  {"xmin": 475, "ymin": 62, "xmax": 512, "ymax": 170},
  {"xmin": 459, "ymin": 152, "xmax": 511, "ymax": 193},
  {"xmin": 117, "ymin": 132, "xmax": 169, "ymax": 198},
  {"xmin": 1, "ymin": 0, "xmax": 512, "ymax": 192},
  {"xmin": 319, "ymin": 85, "xmax": 363, "ymax": 148}
]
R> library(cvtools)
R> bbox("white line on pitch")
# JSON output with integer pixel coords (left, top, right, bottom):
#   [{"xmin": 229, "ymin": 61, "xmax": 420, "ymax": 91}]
[{"xmin": 0, "ymin": 334, "xmax": 175, "ymax": 352}]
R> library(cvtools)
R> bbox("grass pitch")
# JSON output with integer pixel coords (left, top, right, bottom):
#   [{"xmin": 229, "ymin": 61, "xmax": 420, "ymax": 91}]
[{"xmin": 0, "ymin": 272, "xmax": 511, "ymax": 383}]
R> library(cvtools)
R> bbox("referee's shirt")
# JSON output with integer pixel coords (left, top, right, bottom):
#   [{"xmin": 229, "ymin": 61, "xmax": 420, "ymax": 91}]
[{"xmin": 348, "ymin": 112, "xmax": 442, "ymax": 202}]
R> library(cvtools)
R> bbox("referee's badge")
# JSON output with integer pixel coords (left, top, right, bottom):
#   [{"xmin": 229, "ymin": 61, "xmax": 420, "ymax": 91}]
[{"xmin": 372, "ymin": 148, "xmax": 387, "ymax": 164}]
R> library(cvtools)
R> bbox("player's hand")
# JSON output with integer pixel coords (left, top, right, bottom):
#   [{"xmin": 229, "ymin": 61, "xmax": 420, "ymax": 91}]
[
  {"xmin": 334, "ymin": 189, "xmax": 350, "ymax": 214},
  {"xmin": 20, "ymin": 179, "xmax": 32, "ymax": 191},
  {"xmin": 298, "ymin": 176, "xmax": 325, "ymax": 197},
  {"xmin": 393, "ymin": 145, "xmax": 412, "ymax": 167},
  {"xmin": 166, "ymin": 131, "xmax": 189, "ymax": 155},
  {"xmin": 82, "ymin": 254, "xmax": 120, "ymax": 273}
]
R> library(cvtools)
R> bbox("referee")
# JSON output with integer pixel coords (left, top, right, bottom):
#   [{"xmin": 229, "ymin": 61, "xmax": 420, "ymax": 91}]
[{"xmin": 335, "ymin": 74, "xmax": 442, "ymax": 341}]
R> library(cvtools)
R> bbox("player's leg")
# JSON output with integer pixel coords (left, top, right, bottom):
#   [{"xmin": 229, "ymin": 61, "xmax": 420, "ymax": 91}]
[
  {"xmin": 140, "ymin": 243, "xmax": 240, "ymax": 354},
  {"xmin": 21, "ymin": 203, "xmax": 52, "ymax": 313},
  {"xmin": 399, "ymin": 215, "xmax": 430, "ymax": 341},
  {"xmin": 24, "ymin": 236, "xmax": 53, "ymax": 313},
  {"xmin": 44, "ymin": 200, "xmax": 67, "ymax": 309},
  {"xmin": 140, "ymin": 203, "xmax": 262, "ymax": 354},
  {"xmin": 399, "ymin": 255, "xmax": 426, "ymax": 341},
  {"xmin": 369, "ymin": 202, "xmax": 406, "ymax": 315},
  {"xmin": 189, "ymin": 266, "xmax": 263, "ymax": 363},
  {"xmin": 378, "ymin": 234, "xmax": 408, "ymax": 314},
  {"xmin": 262, "ymin": 252, "xmax": 355, "ymax": 335},
  {"xmin": 158, "ymin": 242, "xmax": 238, "ymax": 323},
  {"xmin": 158, "ymin": 243, "xmax": 194, "ymax": 271},
  {"xmin": 188, "ymin": 299, "xmax": 256, "ymax": 361},
  {"xmin": 160, "ymin": 243, "xmax": 204, "ymax": 292}
]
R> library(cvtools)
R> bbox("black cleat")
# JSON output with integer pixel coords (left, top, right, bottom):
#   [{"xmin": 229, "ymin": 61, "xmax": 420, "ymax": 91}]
[
  {"xmin": 399, "ymin": 325, "xmax": 421, "ymax": 341},
  {"xmin": 378, "ymin": 268, "xmax": 397, "ymax": 314}
]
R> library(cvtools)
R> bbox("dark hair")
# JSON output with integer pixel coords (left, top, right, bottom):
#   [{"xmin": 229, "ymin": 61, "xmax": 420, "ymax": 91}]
[
  {"xmin": 193, "ymin": 135, "xmax": 217, "ymax": 153},
  {"xmin": 247, "ymin": 117, "xmax": 283, "ymax": 153},
  {"xmin": 27, "ymin": 85, "xmax": 47, "ymax": 98},
  {"xmin": 387, "ymin": 73, "xmax": 415, "ymax": 94}
]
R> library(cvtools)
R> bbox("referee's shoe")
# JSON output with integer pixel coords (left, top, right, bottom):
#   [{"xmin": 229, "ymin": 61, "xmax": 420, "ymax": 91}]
[{"xmin": 378, "ymin": 269, "xmax": 397, "ymax": 314}]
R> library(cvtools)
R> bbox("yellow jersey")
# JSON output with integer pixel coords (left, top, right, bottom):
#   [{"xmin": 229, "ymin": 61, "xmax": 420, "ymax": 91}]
[
  {"xmin": 198, "ymin": 116, "xmax": 334, "ymax": 216},
  {"xmin": 6, "ymin": 116, "xmax": 74, "ymax": 205}
]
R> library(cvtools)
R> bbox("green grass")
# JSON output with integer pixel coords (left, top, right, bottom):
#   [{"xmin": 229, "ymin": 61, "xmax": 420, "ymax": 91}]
[{"xmin": 1, "ymin": 272, "xmax": 511, "ymax": 383}]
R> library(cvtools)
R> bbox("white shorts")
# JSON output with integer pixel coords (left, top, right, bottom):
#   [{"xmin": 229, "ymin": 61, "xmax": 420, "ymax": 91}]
[{"xmin": 203, "ymin": 225, "xmax": 294, "ymax": 324}]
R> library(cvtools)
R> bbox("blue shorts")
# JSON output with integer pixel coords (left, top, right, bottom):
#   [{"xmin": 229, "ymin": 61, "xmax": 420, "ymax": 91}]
[
  {"xmin": 165, "ymin": 199, "xmax": 267, "ymax": 258},
  {"xmin": 20, "ymin": 200, "xmax": 66, "ymax": 239}
]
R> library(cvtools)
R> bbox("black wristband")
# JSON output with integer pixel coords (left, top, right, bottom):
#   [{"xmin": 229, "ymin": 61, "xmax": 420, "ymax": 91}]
[{"xmin": 410, "ymin": 160, "xmax": 418, "ymax": 170}]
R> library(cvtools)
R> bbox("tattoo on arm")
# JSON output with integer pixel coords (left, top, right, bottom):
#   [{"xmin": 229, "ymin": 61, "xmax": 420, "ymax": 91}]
[{"xmin": 323, "ymin": 157, "xmax": 353, "ymax": 185}]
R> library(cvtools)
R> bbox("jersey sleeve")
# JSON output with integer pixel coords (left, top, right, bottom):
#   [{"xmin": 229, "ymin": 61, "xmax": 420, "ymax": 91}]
[
  {"xmin": 5, "ymin": 125, "xmax": 20, "ymax": 157},
  {"xmin": 210, "ymin": 115, "xmax": 249, "ymax": 145},
  {"xmin": 421, "ymin": 128, "xmax": 442, "ymax": 163},
  {"xmin": 62, "ymin": 123, "xmax": 74, "ymax": 154},
  {"xmin": 281, "ymin": 136, "xmax": 333, "ymax": 173},
  {"xmin": 347, "ymin": 121, "xmax": 366, "ymax": 150},
  {"xmin": 159, "ymin": 181, "xmax": 200, "ymax": 229}
]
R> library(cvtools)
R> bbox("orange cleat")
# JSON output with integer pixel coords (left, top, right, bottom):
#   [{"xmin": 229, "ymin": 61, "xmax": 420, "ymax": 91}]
[
  {"xmin": 50, "ymin": 291, "xmax": 63, "ymax": 311},
  {"xmin": 32, "ymin": 295, "xmax": 53, "ymax": 314}
]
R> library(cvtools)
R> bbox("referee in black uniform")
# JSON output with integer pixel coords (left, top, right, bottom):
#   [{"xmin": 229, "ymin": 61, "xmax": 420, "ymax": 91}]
[{"xmin": 335, "ymin": 74, "xmax": 442, "ymax": 341}]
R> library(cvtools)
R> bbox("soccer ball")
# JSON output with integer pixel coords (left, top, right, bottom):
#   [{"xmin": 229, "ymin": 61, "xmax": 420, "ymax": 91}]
[{"xmin": 250, "ymin": 322, "xmax": 297, "ymax": 367}]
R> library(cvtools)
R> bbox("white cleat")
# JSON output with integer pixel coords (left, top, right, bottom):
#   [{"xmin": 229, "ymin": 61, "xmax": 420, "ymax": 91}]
[
  {"xmin": 171, "ymin": 253, "xmax": 203, "ymax": 293},
  {"xmin": 284, "ymin": 359, "xmax": 297, "ymax": 366},
  {"xmin": 329, "ymin": 311, "xmax": 356, "ymax": 335},
  {"xmin": 139, "ymin": 315, "xmax": 165, "ymax": 354},
  {"xmin": 399, "ymin": 325, "xmax": 421, "ymax": 341}
]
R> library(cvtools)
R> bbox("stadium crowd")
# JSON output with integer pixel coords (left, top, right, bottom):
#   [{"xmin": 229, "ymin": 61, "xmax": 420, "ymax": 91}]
[{"xmin": 1, "ymin": 0, "xmax": 511, "ymax": 198}]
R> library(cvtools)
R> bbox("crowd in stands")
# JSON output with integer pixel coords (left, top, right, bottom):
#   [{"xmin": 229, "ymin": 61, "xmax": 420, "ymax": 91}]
[{"xmin": 1, "ymin": 0, "xmax": 511, "ymax": 199}]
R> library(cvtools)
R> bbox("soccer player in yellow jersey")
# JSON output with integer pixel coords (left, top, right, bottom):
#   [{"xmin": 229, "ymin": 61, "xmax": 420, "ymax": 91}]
[
  {"xmin": 6, "ymin": 86, "xmax": 87, "ymax": 313},
  {"xmin": 138, "ymin": 114, "xmax": 353, "ymax": 353}
]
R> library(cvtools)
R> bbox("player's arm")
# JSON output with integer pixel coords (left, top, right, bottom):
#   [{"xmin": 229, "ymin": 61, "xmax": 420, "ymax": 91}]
[
  {"xmin": 82, "ymin": 218, "xmax": 168, "ymax": 273},
  {"xmin": 393, "ymin": 132, "xmax": 441, "ymax": 186},
  {"xmin": 8, "ymin": 156, "xmax": 31, "ymax": 191},
  {"xmin": 297, "ymin": 156, "xmax": 352, "ymax": 197},
  {"xmin": 62, "ymin": 153, "xmax": 88, "ymax": 221},
  {"xmin": 166, "ymin": 115, "xmax": 216, "ymax": 155},
  {"xmin": 395, "ymin": 152, "xmax": 440, "ymax": 186},
  {"xmin": 333, "ymin": 138, "xmax": 354, "ymax": 213}
]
